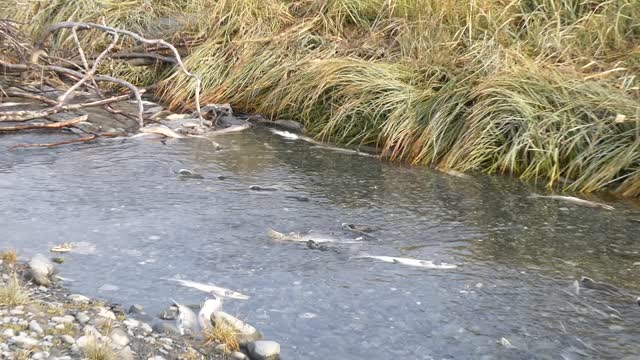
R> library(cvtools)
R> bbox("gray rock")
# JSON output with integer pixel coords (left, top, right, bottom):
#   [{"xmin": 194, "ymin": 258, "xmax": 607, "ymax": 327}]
[
  {"xmin": 29, "ymin": 320, "xmax": 44, "ymax": 334},
  {"xmin": 212, "ymin": 311, "xmax": 262, "ymax": 345},
  {"xmin": 151, "ymin": 320, "xmax": 180, "ymax": 336},
  {"xmin": 75, "ymin": 312, "xmax": 90, "ymax": 324},
  {"xmin": 117, "ymin": 346, "xmax": 135, "ymax": 360},
  {"xmin": 97, "ymin": 307, "xmax": 116, "ymax": 319},
  {"xmin": 9, "ymin": 308, "xmax": 24, "ymax": 315},
  {"xmin": 109, "ymin": 328, "xmax": 130, "ymax": 348},
  {"xmin": 68, "ymin": 294, "xmax": 91, "ymax": 303},
  {"xmin": 2, "ymin": 329, "xmax": 15, "ymax": 337},
  {"xmin": 123, "ymin": 318, "xmax": 140, "ymax": 329},
  {"xmin": 128, "ymin": 304, "xmax": 144, "ymax": 314},
  {"xmin": 148, "ymin": 356, "xmax": 166, "ymax": 360},
  {"xmin": 60, "ymin": 335, "xmax": 75, "ymax": 345},
  {"xmin": 70, "ymin": 344, "xmax": 80, "ymax": 355},
  {"xmin": 247, "ymin": 341, "xmax": 281, "ymax": 360},
  {"xmin": 28, "ymin": 254, "xmax": 57, "ymax": 286}
]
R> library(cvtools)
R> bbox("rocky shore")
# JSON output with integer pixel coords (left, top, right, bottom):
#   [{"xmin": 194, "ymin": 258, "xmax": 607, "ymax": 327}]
[{"xmin": 0, "ymin": 252, "xmax": 281, "ymax": 360}]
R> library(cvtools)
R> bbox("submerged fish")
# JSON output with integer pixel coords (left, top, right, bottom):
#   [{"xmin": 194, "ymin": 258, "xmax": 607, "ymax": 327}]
[
  {"xmin": 267, "ymin": 229, "xmax": 334, "ymax": 243},
  {"xmin": 177, "ymin": 169, "xmax": 203, "ymax": 179},
  {"xmin": 166, "ymin": 278, "xmax": 250, "ymax": 300},
  {"xmin": 352, "ymin": 255, "xmax": 458, "ymax": 269},
  {"xmin": 580, "ymin": 277, "xmax": 621, "ymax": 294},
  {"xmin": 528, "ymin": 194, "xmax": 614, "ymax": 210}
]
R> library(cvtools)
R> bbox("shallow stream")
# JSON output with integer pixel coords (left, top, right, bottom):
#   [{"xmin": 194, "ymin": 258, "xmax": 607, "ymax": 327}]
[{"xmin": 2, "ymin": 128, "xmax": 640, "ymax": 359}]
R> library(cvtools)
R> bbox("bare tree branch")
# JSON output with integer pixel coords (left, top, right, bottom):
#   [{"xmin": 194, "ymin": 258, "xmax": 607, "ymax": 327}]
[
  {"xmin": 0, "ymin": 114, "xmax": 87, "ymax": 131},
  {"xmin": 35, "ymin": 21, "xmax": 203, "ymax": 123}
]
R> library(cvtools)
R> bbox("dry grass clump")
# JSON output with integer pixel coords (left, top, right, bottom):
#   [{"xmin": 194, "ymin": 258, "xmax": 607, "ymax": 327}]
[
  {"xmin": 0, "ymin": 273, "xmax": 31, "ymax": 307},
  {"xmin": 203, "ymin": 321, "xmax": 239, "ymax": 353},
  {"xmin": 0, "ymin": 249, "xmax": 17, "ymax": 267},
  {"xmin": 3, "ymin": 0, "xmax": 640, "ymax": 196},
  {"xmin": 83, "ymin": 336, "xmax": 116, "ymax": 360}
]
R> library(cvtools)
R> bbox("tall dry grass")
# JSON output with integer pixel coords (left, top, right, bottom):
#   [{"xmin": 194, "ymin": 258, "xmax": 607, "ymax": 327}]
[{"xmin": 4, "ymin": 0, "xmax": 639, "ymax": 196}]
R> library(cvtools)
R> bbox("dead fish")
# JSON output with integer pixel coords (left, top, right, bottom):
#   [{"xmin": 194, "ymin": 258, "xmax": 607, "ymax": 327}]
[
  {"xmin": 499, "ymin": 337, "xmax": 515, "ymax": 349},
  {"xmin": 271, "ymin": 129, "xmax": 300, "ymax": 140},
  {"xmin": 249, "ymin": 185, "xmax": 278, "ymax": 191},
  {"xmin": 177, "ymin": 169, "xmax": 203, "ymax": 179},
  {"xmin": 166, "ymin": 278, "xmax": 250, "ymax": 300},
  {"xmin": 352, "ymin": 255, "xmax": 458, "ymax": 269},
  {"xmin": 580, "ymin": 277, "xmax": 621, "ymax": 293},
  {"xmin": 207, "ymin": 124, "xmax": 251, "ymax": 136},
  {"xmin": 528, "ymin": 194, "xmax": 614, "ymax": 210},
  {"xmin": 140, "ymin": 126, "xmax": 185, "ymax": 139}
]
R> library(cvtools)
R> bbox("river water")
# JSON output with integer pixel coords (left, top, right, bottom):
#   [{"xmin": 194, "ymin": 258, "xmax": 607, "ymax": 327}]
[{"xmin": 1, "ymin": 128, "xmax": 639, "ymax": 359}]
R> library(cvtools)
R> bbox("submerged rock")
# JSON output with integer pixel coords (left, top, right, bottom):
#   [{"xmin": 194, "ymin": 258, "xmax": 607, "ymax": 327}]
[
  {"xmin": 247, "ymin": 341, "xmax": 281, "ymax": 360},
  {"xmin": 177, "ymin": 169, "xmax": 204, "ymax": 179}
]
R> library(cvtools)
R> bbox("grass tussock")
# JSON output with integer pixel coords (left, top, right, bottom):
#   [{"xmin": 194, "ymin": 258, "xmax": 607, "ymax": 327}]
[
  {"xmin": 204, "ymin": 321, "xmax": 239, "ymax": 353},
  {"xmin": 4, "ymin": 0, "xmax": 640, "ymax": 196},
  {"xmin": 83, "ymin": 336, "xmax": 116, "ymax": 360},
  {"xmin": 0, "ymin": 249, "xmax": 17, "ymax": 267},
  {"xmin": 0, "ymin": 273, "xmax": 31, "ymax": 307}
]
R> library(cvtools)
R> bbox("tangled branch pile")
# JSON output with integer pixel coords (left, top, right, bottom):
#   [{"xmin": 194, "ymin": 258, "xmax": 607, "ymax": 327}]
[{"xmin": 2, "ymin": 0, "xmax": 640, "ymax": 196}]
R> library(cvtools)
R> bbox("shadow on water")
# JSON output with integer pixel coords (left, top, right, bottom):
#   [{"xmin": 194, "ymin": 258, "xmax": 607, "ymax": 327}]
[{"xmin": 1, "ymin": 127, "xmax": 640, "ymax": 359}]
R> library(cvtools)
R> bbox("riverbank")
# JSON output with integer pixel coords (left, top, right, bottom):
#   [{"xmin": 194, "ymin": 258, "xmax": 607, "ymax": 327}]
[
  {"xmin": 2, "ymin": 1, "xmax": 639, "ymax": 197},
  {"xmin": 0, "ymin": 251, "xmax": 280, "ymax": 360}
]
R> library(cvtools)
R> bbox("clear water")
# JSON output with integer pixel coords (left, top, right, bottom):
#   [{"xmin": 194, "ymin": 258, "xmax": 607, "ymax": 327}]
[{"xmin": 2, "ymin": 128, "xmax": 640, "ymax": 359}]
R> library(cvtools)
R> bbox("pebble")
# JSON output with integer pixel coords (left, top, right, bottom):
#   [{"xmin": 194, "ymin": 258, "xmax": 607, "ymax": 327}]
[
  {"xmin": 32, "ymin": 351, "xmax": 49, "ymax": 360},
  {"xmin": 123, "ymin": 318, "xmax": 140, "ymax": 329},
  {"xmin": 140, "ymin": 322, "xmax": 153, "ymax": 334},
  {"xmin": 70, "ymin": 344, "xmax": 80, "ymax": 354},
  {"xmin": 214, "ymin": 344, "xmax": 227, "ymax": 353},
  {"xmin": 110, "ymin": 327, "xmax": 130, "ymax": 348},
  {"xmin": 51, "ymin": 315, "xmax": 74, "ymax": 324},
  {"xmin": 148, "ymin": 356, "xmax": 166, "ymax": 360},
  {"xmin": 76, "ymin": 336, "xmax": 90, "ymax": 349},
  {"xmin": 83, "ymin": 325, "xmax": 101, "ymax": 337},
  {"xmin": 2, "ymin": 329, "xmax": 15, "ymax": 337},
  {"xmin": 55, "ymin": 324, "xmax": 65, "ymax": 330},
  {"xmin": 75, "ymin": 312, "xmax": 90, "ymax": 324},
  {"xmin": 29, "ymin": 319, "xmax": 44, "ymax": 334},
  {"xmin": 247, "ymin": 341, "xmax": 281, "ymax": 360},
  {"xmin": 9, "ymin": 308, "xmax": 24, "ymax": 315},
  {"xmin": 231, "ymin": 351, "xmax": 249, "ymax": 360},
  {"xmin": 61, "ymin": 335, "xmax": 75, "ymax": 344},
  {"xmin": 97, "ymin": 307, "xmax": 116, "ymax": 319},
  {"xmin": 10, "ymin": 334, "xmax": 39, "ymax": 348}
]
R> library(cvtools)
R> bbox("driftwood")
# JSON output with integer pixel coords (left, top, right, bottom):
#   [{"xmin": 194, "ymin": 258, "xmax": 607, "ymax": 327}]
[
  {"xmin": 34, "ymin": 21, "xmax": 203, "ymax": 124},
  {"xmin": 1, "ymin": 19, "xmax": 204, "ymax": 148},
  {"xmin": 0, "ymin": 114, "xmax": 87, "ymax": 132}
]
